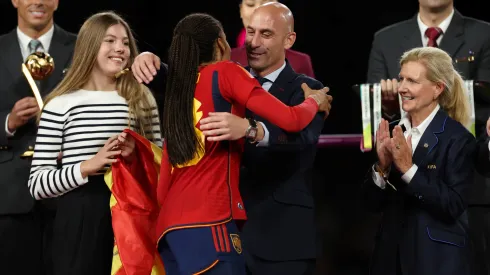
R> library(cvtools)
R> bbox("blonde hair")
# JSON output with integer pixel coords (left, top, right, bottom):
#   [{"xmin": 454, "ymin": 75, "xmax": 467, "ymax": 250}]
[
  {"xmin": 41, "ymin": 11, "xmax": 156, "ymax": 139},
  {"xmin": 400, "ymin": 47, "xmax": 469, "ymax": 126}
]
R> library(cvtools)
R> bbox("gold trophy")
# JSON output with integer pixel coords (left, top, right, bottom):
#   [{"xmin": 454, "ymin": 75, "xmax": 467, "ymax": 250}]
[{"xmin": 20, "ymin": 52, "xmax": 54, "ymax": 158}]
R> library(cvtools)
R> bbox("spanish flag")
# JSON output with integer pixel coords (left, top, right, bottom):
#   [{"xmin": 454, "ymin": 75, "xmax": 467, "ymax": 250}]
[{"xmin": 104, "ymin": 129, "xmax": 165, "ymax": 275}]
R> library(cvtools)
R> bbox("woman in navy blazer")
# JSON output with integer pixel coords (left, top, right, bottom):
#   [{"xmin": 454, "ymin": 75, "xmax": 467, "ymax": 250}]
[{"xmin": 363, "ymin": 46, "xmax": 477, "ymax": 275}]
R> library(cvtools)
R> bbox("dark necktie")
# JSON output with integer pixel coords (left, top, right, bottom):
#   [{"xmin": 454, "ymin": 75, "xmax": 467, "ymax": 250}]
[
  {"xmin": 255, "ymin": 76, "xmax": 270, "ymax": 86},
  {"xmin": 425, "ymin": 27, "xmax": 443, "ymax": 47}
]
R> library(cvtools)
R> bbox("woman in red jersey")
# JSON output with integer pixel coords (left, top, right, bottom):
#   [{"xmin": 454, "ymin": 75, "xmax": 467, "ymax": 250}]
[{"xmin": 157, "ymin": 13, "xmax": 329, "ymax": 275}]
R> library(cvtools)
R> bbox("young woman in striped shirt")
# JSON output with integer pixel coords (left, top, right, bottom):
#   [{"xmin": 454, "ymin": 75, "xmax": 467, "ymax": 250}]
[{"xmin": 28, "ymin": 12, "xmax": 161, "ymax": 275}]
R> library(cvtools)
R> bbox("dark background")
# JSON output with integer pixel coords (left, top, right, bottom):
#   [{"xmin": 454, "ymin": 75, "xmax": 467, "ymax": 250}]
[{"xmin": 0, "ymin": 1, "xmax": 487, "ymax": 274}]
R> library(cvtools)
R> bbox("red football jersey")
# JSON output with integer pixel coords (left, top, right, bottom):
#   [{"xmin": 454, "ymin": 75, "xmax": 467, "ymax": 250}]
[{"xmin": 156, "ymin": 61, "xmax": 320, "ymax": 239}]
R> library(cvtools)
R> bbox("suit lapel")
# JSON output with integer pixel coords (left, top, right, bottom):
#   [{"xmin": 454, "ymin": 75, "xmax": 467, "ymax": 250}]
[
  {"xmin": 268, "ymin": 60, "xmax": 296, "ymax": 102},
  {"xmin": 42, "ymin": 25, "xmax": 73, "ymax": 94},
  {"xmin": 403, "ymin": 17, "xmax": 423, "ymax": 51},
  {"xmin": 244, "ymin": 60, "xmax": 297, "ymax": 118},
  {"xmin": 411, "ymin": 110, "xmax": 448, "ymax": 165},
  {"xmin": 439, "ymin": 10, "xmax": 465, "ymax": 59},
  {"xmin": 0, "ymin": 29, "xmax": 24, "ymax": 84}
]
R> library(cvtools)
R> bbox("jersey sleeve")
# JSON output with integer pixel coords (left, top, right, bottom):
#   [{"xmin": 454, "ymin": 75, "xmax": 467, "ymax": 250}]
[{"xmin": 218, "ymin": 62, "xmax": 320, "ymax": 133}]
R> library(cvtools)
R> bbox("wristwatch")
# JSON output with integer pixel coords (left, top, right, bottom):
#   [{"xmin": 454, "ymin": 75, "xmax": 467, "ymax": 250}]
[{"xmin": 244, "ymin": 118, "xmax": 258, "ymax": 143}]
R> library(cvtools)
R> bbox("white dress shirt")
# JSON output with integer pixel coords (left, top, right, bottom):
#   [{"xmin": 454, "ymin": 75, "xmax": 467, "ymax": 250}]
[
  {"xmin": 5, "ymin": 26, "xmax": 55, "ymax": 136},
  {"xmin": 16, "ymin": 25, "xmax": 54, "ymax": 60},
  {"xmin": 373, "ymin": 105, "xmax": 441, "ymax": 189},
  {"xmin": 417, "ymin": 9, "xmax": 454, "ymax": 47},
  {"xmin": 250, "ymin": 61, "xmax": 286, "ymax": 147}
]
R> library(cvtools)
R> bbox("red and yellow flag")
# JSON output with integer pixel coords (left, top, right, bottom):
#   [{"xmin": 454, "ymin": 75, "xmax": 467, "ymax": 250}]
[{"xmin": 104, "ymin": 129, "xmax": 165, "ymax": 275}]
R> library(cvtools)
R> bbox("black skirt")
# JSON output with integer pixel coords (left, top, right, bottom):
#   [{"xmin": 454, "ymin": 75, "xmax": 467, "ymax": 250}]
[{"xmin": 51, "ymin": 175, "xmax": 114, "ymax": 275}]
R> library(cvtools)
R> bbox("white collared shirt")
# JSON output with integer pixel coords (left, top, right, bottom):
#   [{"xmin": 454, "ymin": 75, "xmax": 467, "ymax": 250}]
[
  {"xmin": 250, "ymin": 61, "xmax": 287, "ymax": 146},
  {"xmin": 16, "ymin": 25, "xmax": 54, "ymax": 61},
  {"xmin": 417, "ymin": 9, "xmax": 454, "ymax": 47},
  {"xmin": 373, "ymin": 105, "xmax": 441, "ymax": 188}
]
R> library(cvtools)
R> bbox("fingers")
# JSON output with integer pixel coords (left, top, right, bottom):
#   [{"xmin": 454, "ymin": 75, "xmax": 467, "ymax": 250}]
[
  {"xmin": 381, "ymin": 79, "xmax": 397, "ymax": 101},
  {"xmin": 407, "ymin": 134, "xmax": 413, "ymax": 151},
  {"xmin": 381, "ymin": 80, "xmax": 387, "ymax": 100},
  {"xmin": 15, "ymin": 97, "xmax": 38, "ymax": 111},
  {"xmin": 17, "ymin": 106, "xmax": 39, "ymax": 118},
  {"xmin": 301, "ymin": 83, "xmax": 311, "ymax": 92},
  {"xmin": 107, "ymin": 149, "xmax": 122, "ymax": 158},
  {"xmin": 152, "ymin": 55, "xmax": 161, "ymax": 70},
  {"xmin": 117, "ymin": 133, "xmax": 127, "ymax": 144},
  {"xmin": 206, "ymin": 134, "xmax": 231, "ymax": 142},
  {"xmin": 132, "ymin": 54, "xmax": 158, "ymax": 84},
  {"xmin": 131, "ymin": 62, "xmax": 143, "ymax": 84},
  {"xmin": 135, "ymin": 61, "xmax": 154, "ymax": 84},
  {"xmin": 104, "ymin": 136, "xmax": 119, "ymax": 147},
  {"xmin": 202, "ymin": 127, "xmax": 229, "ymax": 137},
  {"xmin": 321, "ymin": 87, "xmax": 330, "ymax": 94},
  {"xmin": 199, "ymin": 113, "xmax": 228, "ymax": 125},
  {"xmin": 392, "ymin": 78, "xmax": 399, "ymax": 96},
  {"xmin": 200, "ymin": 121, "xmax": 227, "ymax": 131}
]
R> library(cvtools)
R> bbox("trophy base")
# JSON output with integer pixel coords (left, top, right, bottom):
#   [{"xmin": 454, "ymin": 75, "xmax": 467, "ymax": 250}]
[{"xmin": 20, "ymin": 150, "xmax": 34, "ymax": 159}]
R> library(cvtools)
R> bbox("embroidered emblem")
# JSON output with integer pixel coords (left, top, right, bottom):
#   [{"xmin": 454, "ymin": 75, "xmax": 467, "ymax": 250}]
[
  {"xmin": 427, "ymin": 164, "xmax": 436, "ymax": 169},
  {"xmin": 230, "ymin": 234, "xmax": 242, "ymax": 254}
]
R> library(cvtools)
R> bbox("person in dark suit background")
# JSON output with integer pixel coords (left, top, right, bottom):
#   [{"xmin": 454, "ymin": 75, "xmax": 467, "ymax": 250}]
[
  {"xmin": 233, "ymin": 0, "xmax": 316, "ymax": 78},
  {"xmin": 366, "ymin": 1, "xmax": 490, "ymax": 273},
  {"xmin": 0, "ymin": 0, "xmax": 76, "ymax": 274},
  {"xmin": 198, "ymin": 3, "xmax": 331, "ymax": 274},
  {"xmin": 364, "ymin": 46, "xmax": 476, "ymax": 275}
]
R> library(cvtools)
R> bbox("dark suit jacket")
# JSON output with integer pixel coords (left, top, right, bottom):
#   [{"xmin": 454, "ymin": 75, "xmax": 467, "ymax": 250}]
[
  {"xmin": 476, "ymin": 136, "xmax": 490, "ymax": 177},
  {"xmin": 362, "ymin": 110, "xmax": 477, "ymax": 275},
  {"xmin": 240, "ymin": 60, "xmax": 324, "ymax": 261},
  {"xmin": 231, "ymin": 46, "xmax": 315, "ymax": 78},
  {"xmin": 0, "ymin": 25, "xmax": 76, "ymax": 215},
  {"xmin": 367, "ymin": 10, "xmax": 490, "ymax": 204}
]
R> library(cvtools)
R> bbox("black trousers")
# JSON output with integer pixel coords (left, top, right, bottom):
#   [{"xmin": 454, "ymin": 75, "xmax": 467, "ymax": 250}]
[
  {"xmin": 51, "ymin": 176, "xmax": 114, "ymax": 275},
  {"xmin": 0, "ymin": 211, "xmax": 44, "ymax": 275},
  {"xmin": 244, "ymin": 250, "xmax": 315, "ymax": 275}
]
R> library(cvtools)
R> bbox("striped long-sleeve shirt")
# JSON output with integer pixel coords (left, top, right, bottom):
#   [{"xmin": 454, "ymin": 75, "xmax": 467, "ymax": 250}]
[{"xmin": 28, "ymin": 89, "xmax": 162, "ymax": 200}]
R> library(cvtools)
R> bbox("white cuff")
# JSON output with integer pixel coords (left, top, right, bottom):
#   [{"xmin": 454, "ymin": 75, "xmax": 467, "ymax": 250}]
[
  {"xmin": 401, "ymin": 164, "xmax": 418, "ymax": 184},
  {"xmin": 372, "ymin": 165, "xmax": 386, "ymax": 189},
  {"xmin": 256, "ymin": 122, "xmax": 270, "ymax": 147},
  {"xmin": 5, "ymin": 114, "xmax": 15, "ymax": 137},
  {"xmin": 74, "ymin": 162, "xmax": 89, "ymax": 184}
]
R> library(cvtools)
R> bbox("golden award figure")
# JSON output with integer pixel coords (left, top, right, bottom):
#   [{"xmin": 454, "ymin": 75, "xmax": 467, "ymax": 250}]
[{"xmin": 20, "ymin": 52, "xmax": 54, "ymax": 158}]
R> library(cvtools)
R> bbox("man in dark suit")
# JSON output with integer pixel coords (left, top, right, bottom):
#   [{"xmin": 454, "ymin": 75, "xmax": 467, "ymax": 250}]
[
  {"xmin": 0, "ymin": 0, "xmax": 76, "ymax": 274},
  {"xmin": 476, "ymin": 118, "xmax": 490, "ymax": 175},
  {"xmin": 232, "ymin": 0, "xmax": 316, "ymax": 78},
  {"xmin": 366, "ymin": 1, "xmax": 490, "ymax": 273},
  {"xmin": 363, "ymin": 46, "xmax": 477, "ymax": 275},
  {"xmin": 198, "ymin": 3, "xmax": 330, "ymax": 274}
]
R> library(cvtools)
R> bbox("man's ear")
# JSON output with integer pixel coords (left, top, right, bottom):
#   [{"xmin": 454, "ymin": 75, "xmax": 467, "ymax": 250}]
[
  {"xmin": 12, "ymin": 0, "xmax": 19, "ymax": 8},
  {"xmin": 284, "ymin": 32, "xmax": 296, "ymax": 50}
]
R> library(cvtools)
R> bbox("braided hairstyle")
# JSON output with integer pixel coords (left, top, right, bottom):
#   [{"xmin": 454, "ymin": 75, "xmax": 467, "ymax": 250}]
[{"xmin": 163, "ymin": 13, "xmax": 224, "ymax": 166}]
